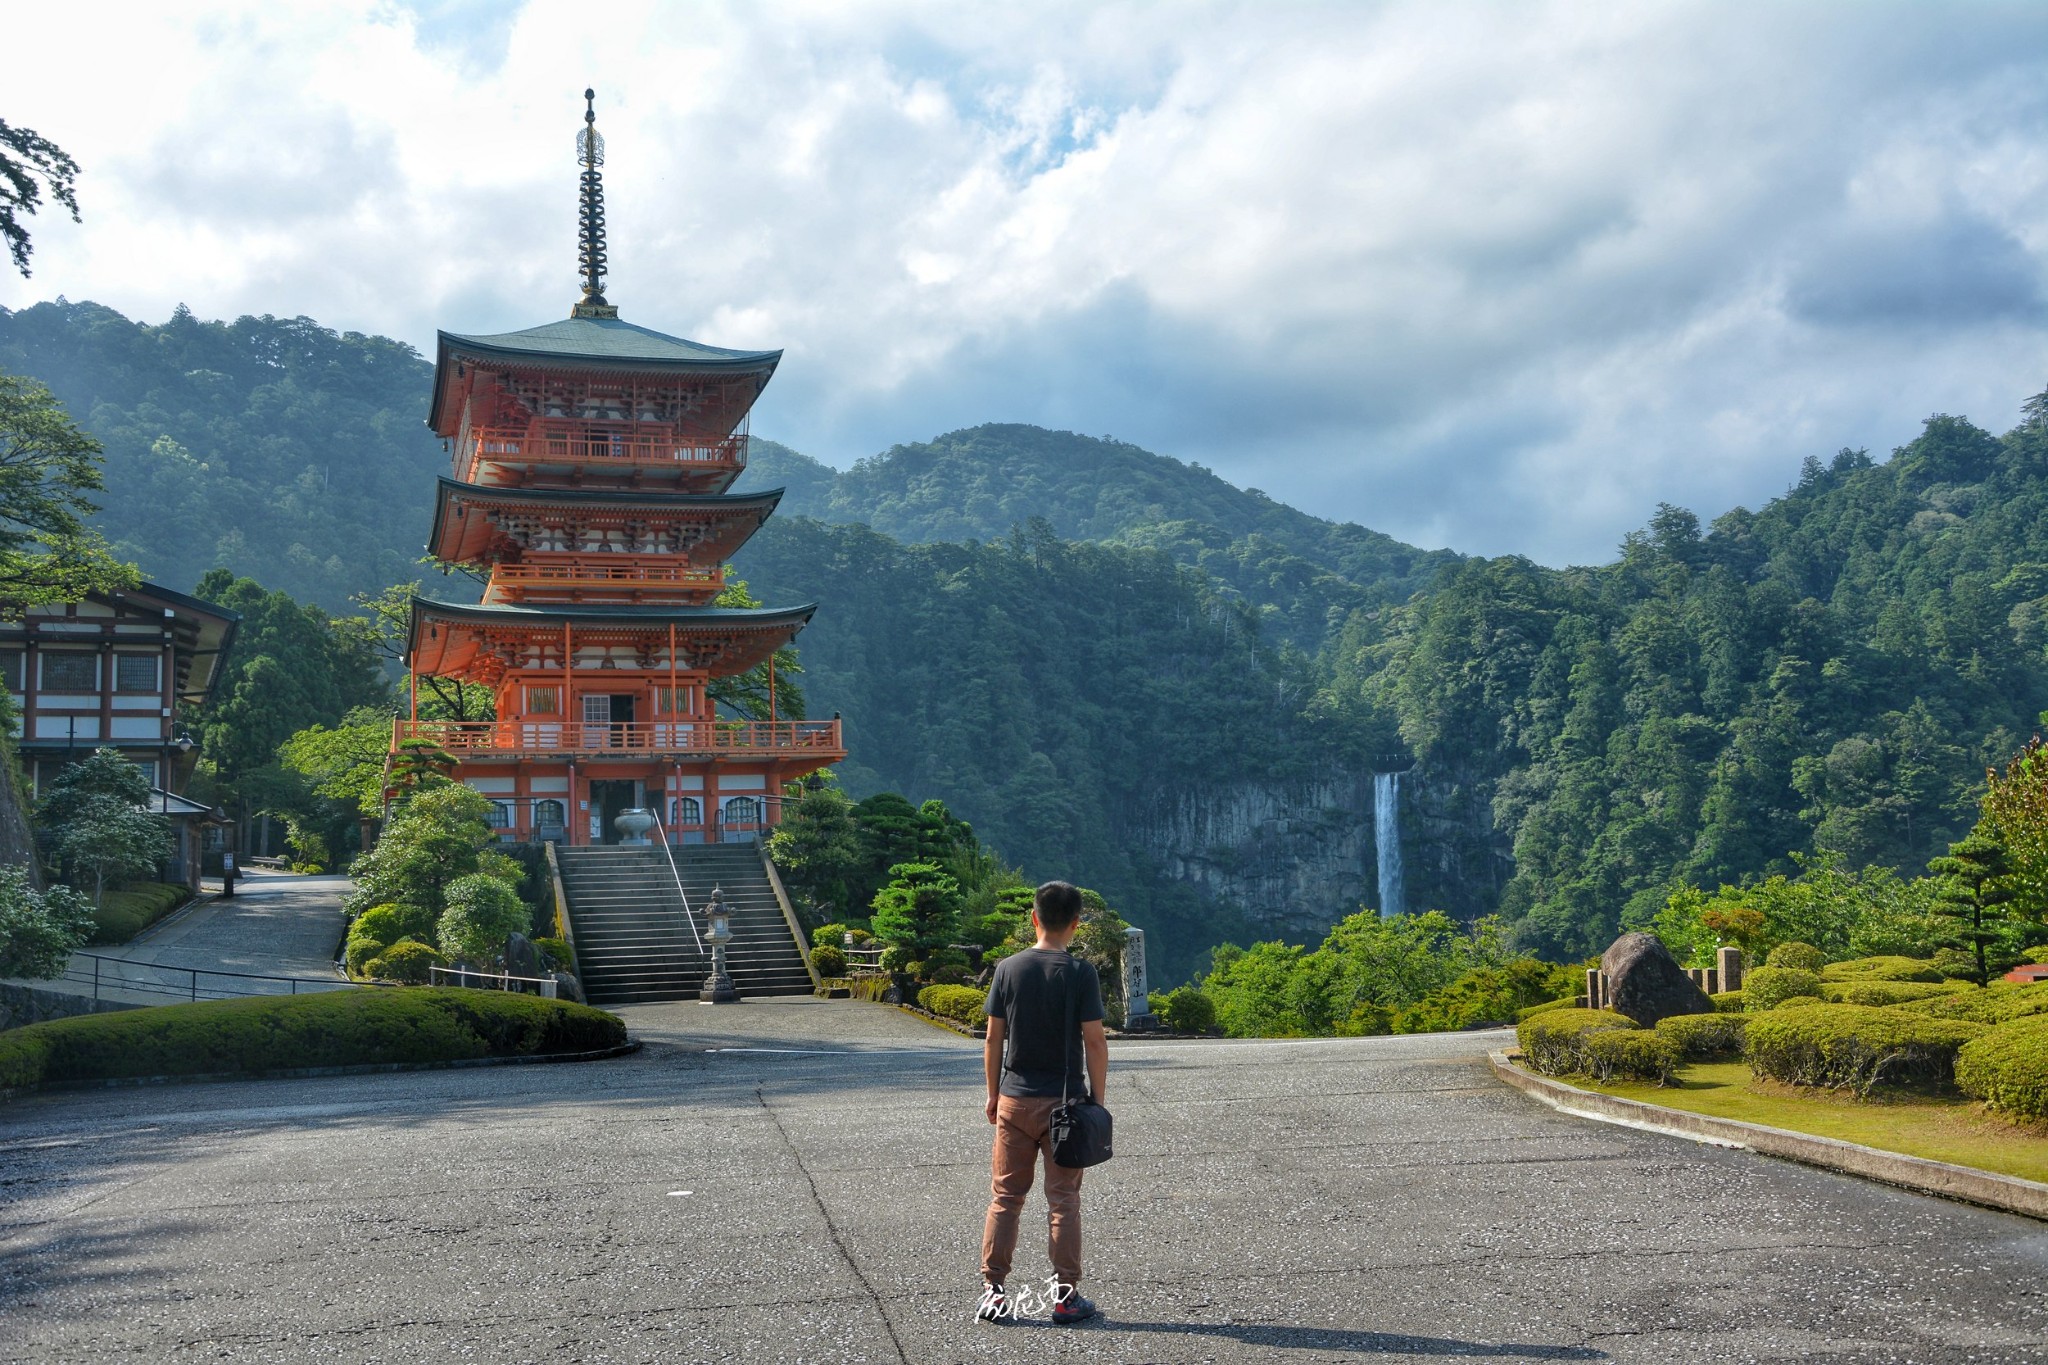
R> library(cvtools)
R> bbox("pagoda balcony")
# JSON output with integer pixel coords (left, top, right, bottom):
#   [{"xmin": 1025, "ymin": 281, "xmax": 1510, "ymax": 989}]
[
  {"xmin": 464, "ymin": 424, "xmax": 745, "ymax": 481},
  {"xmin": 483, "ymin": 561, "xmax": 726, "ymax": 604},
  {"xmin": 393, "ymin": 717, "xmax": 843, "ymax": 760}
]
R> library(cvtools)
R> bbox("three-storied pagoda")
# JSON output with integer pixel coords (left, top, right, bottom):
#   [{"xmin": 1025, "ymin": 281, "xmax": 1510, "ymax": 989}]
[{"xmin": 398, "ymin": 91, "xmax": 844, "ymax": 845}]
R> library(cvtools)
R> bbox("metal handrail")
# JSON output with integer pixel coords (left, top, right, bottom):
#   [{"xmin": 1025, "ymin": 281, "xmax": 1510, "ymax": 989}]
[
  {"xmin": 52, "ymin": 951, "xmax": 354, "ymax": 1004},
  {"xmin": 650, "ymin": 808, "xmax": 704, "ymax": 955}
]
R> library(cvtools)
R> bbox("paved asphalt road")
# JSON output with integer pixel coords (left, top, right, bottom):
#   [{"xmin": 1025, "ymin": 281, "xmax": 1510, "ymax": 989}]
[{"xmin": 3, "ymin": 998, "xmax": 2047, "ymax": 1363}]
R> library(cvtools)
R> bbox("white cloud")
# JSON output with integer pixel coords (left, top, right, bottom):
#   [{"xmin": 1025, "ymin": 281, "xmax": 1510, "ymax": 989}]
[{"xmin": 5, "ymin": 0, "xmax": 2047, "ymax": 563}]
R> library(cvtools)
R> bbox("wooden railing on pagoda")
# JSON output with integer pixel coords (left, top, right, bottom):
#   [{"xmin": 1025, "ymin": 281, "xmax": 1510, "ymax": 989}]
[
  {"xmin": 464, "ymin": 424, "xmax": 746, "ymax": 480},
  {"xmin": 483, "ymin": 561, "xmax": 726, "ymax": 604},
  {"xmin": 392, "ymin": 717, "xmax": 843, "ymax": 758}
]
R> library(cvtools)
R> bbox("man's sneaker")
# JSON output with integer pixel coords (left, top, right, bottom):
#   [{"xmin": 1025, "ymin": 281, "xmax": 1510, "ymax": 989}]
[
  {"xmin": 1050, "ymin": 1288, "xmax": 1097, "ymax": 1325},
  {"xmin": 975, "ymin": 1283, "xmax": 1011, "ymax": 1323}
]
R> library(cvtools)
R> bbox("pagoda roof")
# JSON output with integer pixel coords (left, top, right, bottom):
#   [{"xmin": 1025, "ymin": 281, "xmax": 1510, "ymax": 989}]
[
  {"xmin": 407, "ymin": 596, "xmax": 816, "ymax": 679},
  {"xmin": 431, "ymin": 316, "xmax": 781, "ymax": 432},
  {"xmin": 427, "ymin": 478, "xmax": 783, "ymax": 564}
]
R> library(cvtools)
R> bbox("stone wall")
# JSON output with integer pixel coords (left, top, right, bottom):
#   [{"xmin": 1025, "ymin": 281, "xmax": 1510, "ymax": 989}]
[
  {"xmin": 1, "ymin": 981, "xmax": 136, "ymax": 1032},
  {"xmin": 0, "ymin": 746, "xmax": 40, "ymax": 888}
]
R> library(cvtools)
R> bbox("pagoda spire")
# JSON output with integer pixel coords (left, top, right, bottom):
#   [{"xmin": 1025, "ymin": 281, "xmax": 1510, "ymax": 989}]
[{"xmin": 572, "ymin": 87, "xmax": 619, "ymax": 319}]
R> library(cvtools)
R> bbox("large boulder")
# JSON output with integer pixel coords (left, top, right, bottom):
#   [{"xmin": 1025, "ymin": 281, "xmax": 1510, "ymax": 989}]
[
  {"xmin": 1602, "ymin": 932, "xmax": 1712, "ymax": 1027},
  {"xmin": 503, "ymin": 932, "xmax": 546, "ymax": 981}
]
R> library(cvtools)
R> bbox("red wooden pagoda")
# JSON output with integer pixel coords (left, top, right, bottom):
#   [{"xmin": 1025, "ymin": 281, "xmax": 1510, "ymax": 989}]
[{"xmin": 396, "ymin": 90, "xmax": 844, "ymax": 845}]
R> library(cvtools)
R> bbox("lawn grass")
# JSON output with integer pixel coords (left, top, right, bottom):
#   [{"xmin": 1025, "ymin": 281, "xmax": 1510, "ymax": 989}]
[{"xmin": 1585, "ymin": 1060, "xmax": 2048, "ymax": 1184}]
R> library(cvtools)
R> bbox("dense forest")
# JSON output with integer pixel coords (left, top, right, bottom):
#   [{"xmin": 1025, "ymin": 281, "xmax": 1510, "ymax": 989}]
[{"xmin": 5, "ymin": 298, "xmax": 2046, "ymax": 981}]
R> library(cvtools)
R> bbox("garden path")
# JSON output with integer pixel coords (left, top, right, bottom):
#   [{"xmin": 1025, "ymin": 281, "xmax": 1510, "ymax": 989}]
[
  {"xmin": 103, "ymin": 869, "xmax": 350, "ymax": 980},
  {"xmin": 3, "ymin": 999, "xmax": 2046, "ymax": 1362}
]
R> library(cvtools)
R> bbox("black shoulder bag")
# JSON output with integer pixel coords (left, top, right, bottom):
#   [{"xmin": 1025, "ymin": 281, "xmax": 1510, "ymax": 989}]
[{"xmin": 1049, "ymin": 962, "xmax": 1114, "ymax": 1168}]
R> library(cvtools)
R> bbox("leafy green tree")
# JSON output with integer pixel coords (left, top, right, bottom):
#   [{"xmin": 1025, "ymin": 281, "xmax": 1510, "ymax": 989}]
[
  {"xmin": 1928, "ymin": 831, "xmax": 2021, "ymax": 986},
  {"xmin": 437, "ymin": 873, "xmax": 531, "ymax": 966},
  {"xmin": 766, "ymin": 786, "xmax": 865, "ymax": 921},
  {"xmin": 869, "ymin": 861, "xmax": 962, "ymax": 957},
  {"xmin": 1981, "ymin": 737, "xmax": 2048, "ymax": 926},
  {"xmin": 709, "ymin": 574, "xmax": 805, "ymax": 721},
  {"xmin": 278, "ymin": 707, "xmax": 392, "ymax": 818},
  {"xmin": 344, "ymin": 782, "xmax": 518, "ymax": 924},
  {"xmin": 0, "ymin": 371, "xmax": 137, "ymax": 612},
  {"xmin": 0, "ymin": 119, "xmax": 80, "ymax": 277},
  {"xmin": 35, "ymin": 748, "xmax": 170, "ymax": 907},
  {"xmin": 0, "ymin": 866, "xmax": 92, "ymax": 978}
]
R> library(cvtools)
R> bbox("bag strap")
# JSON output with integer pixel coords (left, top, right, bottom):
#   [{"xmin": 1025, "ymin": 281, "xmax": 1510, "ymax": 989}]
[{"xmin": 1060, "ymin": 956, "xmax": 1078, "ymax": 1108}]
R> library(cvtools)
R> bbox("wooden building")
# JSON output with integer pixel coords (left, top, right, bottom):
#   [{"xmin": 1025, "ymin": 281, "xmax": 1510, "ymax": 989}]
[
  {"xmin": 396, "ymin": 91, "xmax": 846, "ymax": 845},
  {"xmin": 0, "ymin": 579, "xmax": 238, "ymax": 887}
]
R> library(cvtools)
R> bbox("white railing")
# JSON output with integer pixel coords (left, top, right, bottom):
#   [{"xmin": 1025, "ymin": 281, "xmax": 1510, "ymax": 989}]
[{"xmin": 650, "ymin": 808, "xmax": 705, "ymax": 955}]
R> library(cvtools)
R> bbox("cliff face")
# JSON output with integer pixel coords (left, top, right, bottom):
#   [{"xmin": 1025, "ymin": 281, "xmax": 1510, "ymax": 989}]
[
  {"xmin": 0, "ymin": 749, "xmax": 40, "ymax": 888},
  {"xmin": 1120, "ymin": 772, "xmax": 1376, "ymax": 939}
]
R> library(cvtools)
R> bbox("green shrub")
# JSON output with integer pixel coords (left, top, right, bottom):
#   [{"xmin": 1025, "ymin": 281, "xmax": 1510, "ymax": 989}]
[
  {"xmin": 1153, "ymin": 986, "xmax": 1218, "ymax": 1034},
  {"xmin": 1745, "ymin": 1003, "xmax": 1988, "ymax": 1094},
  {"xmin": 1655, "ymin": 1011, "xmax": 1748, "ymax": 1060},
  {"xmin": 90, "ymin": 882, "xmax": 189, "ymax": 945},
  {"xmin": 930, "ymin": 964, "xmax": 971, "ymax": 985},
  {"xmin": 1516, "ymin": 1008, "xmax": 1637, "ymax": 1077},
  {"xmin": 2022, "ymin": 946, "xmax": 2048, "ymax": 965},
  {"xmin": 1955, "ymin": 1016, "xmax": 2048, "ymax": 1119},
  {"xmin": 350, "ymin": 903, "xmax": 436, "ymax": 948},
  {"xmin": 1515, "ymin": 995, "xmax": 1582, "ymax": 1023},
  {"xmin": 1766, "ymin": 941, "xmax": 1828, "ymax": 973},
  {"xmin": 811, "ymin": 922, "xmax": 850, "ymax": 950},
  {"xmin": 880, "ymin": 944, "xmax": 914, "ymax": 973},
  {"xmin": 438, "ymin": 874, "xmax": 530, "ymax": 964},
  {"xmin": 1585, "ymin": 1029, "xmax": 1681, "ymax": 1084},
  {"xmin": 1777, "ymin": 995, "xmax": 1822, "ymax": 1009},
  {"xmin": 0, "ymin": 988, "xmax": 625, "ymax": 1090},
  {"xmin": 1897, "ymin": 982, "xmax": 2048, "ymax": 1025},
  {"xmin": 810, "ymin": 944, "xmax": 847, "ymax": 977},
  {"xmin": 363, "ymin": 940, "xmax": 444, "ymax": 984},
  {"xmin": 1820, "ymin": 955, "xmax": 1943, "ymax": 983},
  {"xmin": 534, "ymin": 937, "xmax": 575, "ymax": 971},
  {"xmin": 1744, "ymin": 966, "xmax": 1823, "ymax": 1011},
  {"xmin": 1710, "ymin": 990, "xmax": 1745, "ymax": 1013},
  {"xmin": 1819, "ymin": 980, "xmax": 1963, "ymax": 1007},
  {"xmin": 343, "ymin": 934, "xmax": 387, "ymax": 977},
  {"xmin": 917, "ymin": 984, "xmax": 987, "ymax": 1026}
]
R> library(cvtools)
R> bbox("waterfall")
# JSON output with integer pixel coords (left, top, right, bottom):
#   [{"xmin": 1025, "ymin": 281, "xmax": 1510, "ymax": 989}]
[{"xmin": 1374, "ymin": 771, "xmax": 1404, "ymax": 919}]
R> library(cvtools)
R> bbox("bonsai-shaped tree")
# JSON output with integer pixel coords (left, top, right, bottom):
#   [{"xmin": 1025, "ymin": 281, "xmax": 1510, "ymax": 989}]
[
  {"xmin": 437, "ymin": 872, "xmax": 531, "ymax": 967},
  {"xmin": 767, "ymin": 786, "xmax": 864, "ymax": 921},
  {"xmin": 870, "ymin": 861, "xmax": 962, "ymax": 960},
  {"xmin": 344, "ymin": 780, "xmax": 521, "ymax": 924},
  {"xmin": 1929, "ymin": 830, "xmax": 2019, "ymax": 987},
  {"xmin": 35, "ymin": 747, "xmax": 170, "ymax": 908}
]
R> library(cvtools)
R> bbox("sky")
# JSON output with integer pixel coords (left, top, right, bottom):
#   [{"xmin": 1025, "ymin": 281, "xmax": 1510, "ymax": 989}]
[{"xmin": 5, "ymin": 0, "xmax": 2048, "ymax": 565}]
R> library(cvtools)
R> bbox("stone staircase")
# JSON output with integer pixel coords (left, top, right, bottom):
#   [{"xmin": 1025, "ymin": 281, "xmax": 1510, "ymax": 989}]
[{"xmin": 555, "ymin": 843, "xmax": 814, "ymax": 1005}]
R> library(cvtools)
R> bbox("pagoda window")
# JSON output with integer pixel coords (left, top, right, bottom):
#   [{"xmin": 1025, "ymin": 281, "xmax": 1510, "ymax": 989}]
[
  {"xmin": 653, "ymin": 685, "xmax": 695, "ymax": 715},
  {"xmin": 525, "ymin": 685, "xmax": 560, "ymax": 714},
  {"xmin": 723, "ymin": 797, "xmax": 761, "ymax": 829},
  {"xmin": 673, "ymin": 796, "xmax": 702, "ymax": 826},
  {"xmin": 115, "ymin": 654, "xmax": 161, "ymax": 693},
  {"xmin": 535, "ymin": 799, "xmax": 567, "ymax": 829},
  {"xmin": 0, "ymin": 650, "xmax": 22, "ymax": 692},
  {"xmin": 486, "ymin": 801, "xmax": 513, "ymax": 831}
]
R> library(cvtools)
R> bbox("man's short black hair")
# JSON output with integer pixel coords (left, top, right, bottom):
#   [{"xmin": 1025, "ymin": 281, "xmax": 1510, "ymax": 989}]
[{"xmin": 1034, "ymin": 880, "xmax": 1084, "ymax": 932}]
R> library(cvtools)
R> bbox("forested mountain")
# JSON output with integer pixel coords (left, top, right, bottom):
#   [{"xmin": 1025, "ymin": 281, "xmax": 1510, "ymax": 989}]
[
  {"xmin": 9, "ymin": 297, "xmax": 2048, "ymax": 980},
  {"xmin": 1344, "ymin": 408, "xmax": 2048, "ymax": 959},
  {"xmin": 738, "ymin": 426, "xmax": 1462, "ymax": 651},
  {"xmin": 0, "ymin": 300, "xmax": 439, "ymax": 611}
]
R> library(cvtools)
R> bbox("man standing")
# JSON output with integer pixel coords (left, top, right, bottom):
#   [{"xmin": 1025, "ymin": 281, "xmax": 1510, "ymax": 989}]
[{"xmin": 977, "ymin": 880, "xmax": 1108, "ymax": 1325}]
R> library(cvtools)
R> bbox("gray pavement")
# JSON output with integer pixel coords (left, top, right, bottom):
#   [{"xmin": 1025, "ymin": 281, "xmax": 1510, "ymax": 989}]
[
  {"xmin": 3, "ymin": 998, "xmax": 2047, "ymax": 1363},
  {"xmin": 108, "ymin": 870, "xmax": 350, "ymax": 979}
]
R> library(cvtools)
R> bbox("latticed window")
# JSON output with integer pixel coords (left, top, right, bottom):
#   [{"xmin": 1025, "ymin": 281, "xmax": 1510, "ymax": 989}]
[
  {"xmin": 487, "ymin": 801, "xmax": 513, "ymax": 830},
  {"xmin": 41, "ymin": 653, "xmax": 96, "ymax": 691},
  {"xmin": 526, "ymin": 685, "xmax": 560, "ymax": 714},
  {"xmin": 673, "ymin": 796, "xmax": 702, "ymax": 825},
  {"xmin": 0, "ymin": 651, "xmax": 22, "ymax": 691},
  {"xmin": 115, "ymin": 654, "xmax": 160, "ymax": 692},
  {"xmin": 654, "ymin": 685, "xmax": 694, "ymax": 715},
  {"xmin": 534, "ymin": 800, "xmax": 567, "ymax": 828}
]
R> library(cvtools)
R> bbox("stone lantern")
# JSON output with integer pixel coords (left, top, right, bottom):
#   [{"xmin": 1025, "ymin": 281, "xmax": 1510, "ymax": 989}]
[{"xmin": 699, "ymin": 885, "xmax": 739, "ymax": 1003}]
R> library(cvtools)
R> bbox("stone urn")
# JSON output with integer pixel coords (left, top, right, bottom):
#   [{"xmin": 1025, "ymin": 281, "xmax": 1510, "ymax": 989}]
[{"xmin": 614, "ymin": 807, "xmax": 656, "ymax": 846}]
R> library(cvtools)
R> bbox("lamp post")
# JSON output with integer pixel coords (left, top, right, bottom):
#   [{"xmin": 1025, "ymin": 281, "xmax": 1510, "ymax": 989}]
[{"xmin": 699, "ymin": 884, "xmax": 738, "ymax": 1003}]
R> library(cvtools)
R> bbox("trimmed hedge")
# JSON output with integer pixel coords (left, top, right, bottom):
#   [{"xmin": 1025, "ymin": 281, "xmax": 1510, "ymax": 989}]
[
  {"xmin": 1819, "ymin": 980, "xmax": 1962, "ymax": 1007},
  {"xmin": 1819, "ymin": 956, "xmax": 1942, "ymax": 984},
  {"xmin": 1745, "ymin": 1003, "xmax": 1987, "ymax": 1095},
  {"xmin": 1765, "ymin": 942, "xmax": 1827, "ymax": 973},
  {"xmin": 0, "ymin": 988, "xmax": 626, "ymax": 1091},
  {"xmin": 1516, "ymin": 1008, "xmax": 1637, "ymax": 1077},
  {"xmin": 534, "ymin": 936, "xmax": 575, "ymax": 971},
  {"xmin": 1898, "ymin": 982, "xmax": 2048, "ymax": 1026},
  {"xmin": 1515, "ymin": 995, "xmax": 1582, "ymax": 1023},
  {"xmin": 90, "ymin": 882, "xmax": 190, "ymax": 945},
  {"xmin": 364, "ymin": 940, "xmax": 444, "ymax": 985},
  {"xmin": 810, "ymin": 944, "xmax": 847, "ymax": 977},
  {"xmin": 1151, "ymin": 985, "xmax": 1218, "ymax": 1034},
  {"xmin": 1585, "ymin": 1029, "xmax": 1681, "ymax": 1084},
  {"xmin": 917, "ymin": 984, "xmax": 987, "ymax": 1027},
  {"xmin": 1955, "ymin": 1016, "xmax": 2048, "ymax": 1120},
  {"xmin": 1710, "ymin": 991, "xmax": 1745, "ymax": 1013},
  {"xmin": 1744, "ymin": 966, "xmax": 1823, "ymax": 1011},
  {"xmin": 1655, "ymin": 1011, "xmax": 1748, "ymax": 1060}
]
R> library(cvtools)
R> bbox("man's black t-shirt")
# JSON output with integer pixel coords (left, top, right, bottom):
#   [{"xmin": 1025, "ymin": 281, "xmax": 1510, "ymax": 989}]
[{"xmin": 984, "ymin": 947, "xmax": 1104, "ymax": 1099}]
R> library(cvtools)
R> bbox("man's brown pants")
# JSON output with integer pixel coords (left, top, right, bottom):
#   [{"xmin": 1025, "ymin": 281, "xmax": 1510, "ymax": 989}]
[{"xmin": 980, "ymin": 1095, "xmax": 1083, "ymax": 1288}]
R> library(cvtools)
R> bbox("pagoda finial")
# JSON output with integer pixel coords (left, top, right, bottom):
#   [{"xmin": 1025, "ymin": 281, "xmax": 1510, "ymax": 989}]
[{"xmin": 572, "ymin": 87, "xmax": 619, "ymax": 319}]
